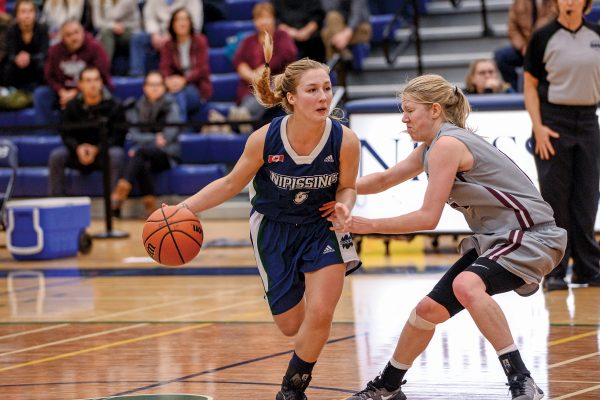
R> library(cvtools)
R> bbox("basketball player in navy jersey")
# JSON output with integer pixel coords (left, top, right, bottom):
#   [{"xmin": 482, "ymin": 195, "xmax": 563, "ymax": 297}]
[
  {"xmin": 326, "ymin": 74, "xmax": 566, "ymax": 400},
  {"xmin": 175, "ymin": 33, "xmax": 361, "ymax": 400}
]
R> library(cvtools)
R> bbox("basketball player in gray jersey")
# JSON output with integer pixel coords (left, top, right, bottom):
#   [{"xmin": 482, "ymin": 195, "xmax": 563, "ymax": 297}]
[{"xmin": 326, "ymin": 74, "xmax": 567, "ymax": 400}]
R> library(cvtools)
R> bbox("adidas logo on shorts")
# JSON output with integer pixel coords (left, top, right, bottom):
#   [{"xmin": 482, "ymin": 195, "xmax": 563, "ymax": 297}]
[
  {"xmin": 322, "ymin": 245, "xmax": 335, "ymax": 254},
  {"xmin": 324, "ymin": 155, "xmax": 334, "ymax": 162}
]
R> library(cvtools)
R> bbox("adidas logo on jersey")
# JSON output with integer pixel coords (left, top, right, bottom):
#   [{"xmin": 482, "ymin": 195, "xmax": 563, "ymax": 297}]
[
  {"xmin": 324, "ymin": 155, "xmax": 334, "ymax": 162},
  {"xmin": 322, "ymin": 245, "xmax": 335, "ymax": 254}
]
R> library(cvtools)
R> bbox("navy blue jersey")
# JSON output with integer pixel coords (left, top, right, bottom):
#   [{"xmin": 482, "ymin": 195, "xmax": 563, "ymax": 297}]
[{"xmin": 250, "ymin": 115, "xmax": 344, "ymax": 224}]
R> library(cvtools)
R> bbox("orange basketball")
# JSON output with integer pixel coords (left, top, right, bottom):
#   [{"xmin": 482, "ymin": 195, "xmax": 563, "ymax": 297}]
[{"xmin": 142, "ymin": 205, "xmax": 203, "ymax": 266}]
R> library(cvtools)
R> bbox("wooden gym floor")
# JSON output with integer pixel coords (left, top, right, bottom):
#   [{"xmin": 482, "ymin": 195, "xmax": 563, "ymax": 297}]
[{"xmin": 0, "ymin": 218, "xmax": 599, "ymax": 400}]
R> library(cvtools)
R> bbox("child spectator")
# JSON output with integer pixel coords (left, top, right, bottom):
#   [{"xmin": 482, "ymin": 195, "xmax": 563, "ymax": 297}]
[{"xmin": 111, "ymin": 71, "xmax": 181, "ymax": 217}]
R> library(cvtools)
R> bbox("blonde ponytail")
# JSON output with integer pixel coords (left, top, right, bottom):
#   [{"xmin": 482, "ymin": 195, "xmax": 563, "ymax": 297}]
[{"xmin": 252, "ymin": 31, "xmax": 330, "ymax": 114}]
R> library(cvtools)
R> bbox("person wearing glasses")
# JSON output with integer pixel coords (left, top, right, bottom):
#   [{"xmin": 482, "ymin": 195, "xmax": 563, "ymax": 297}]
[{"xmin": 464, "ymin": 58, "xmax": 514, "ymax": 94}]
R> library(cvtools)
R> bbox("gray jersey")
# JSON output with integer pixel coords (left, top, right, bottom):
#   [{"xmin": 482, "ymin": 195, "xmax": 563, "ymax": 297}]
[
  {"xmin": 424, "ymin": 123, "xmax": 555, "ymax": 233},
  {"xmin": 423, "ymin": 123, "xmax": 566, "ymax": 286}
]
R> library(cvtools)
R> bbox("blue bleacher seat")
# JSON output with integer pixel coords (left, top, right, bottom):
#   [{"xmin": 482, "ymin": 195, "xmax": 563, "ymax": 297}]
[
  {"xmin": 210, "ymin": 73, "xmax": 240, "ymax": 102},
  {"xmin": 207, "ymin": 133, "xmax": 248, "ymax": 163},
  {"xmin": 209, "ymin": 47, "xmax": 235, "ymax": 73},
  {"xmin": 371, "ymin": 14, "xmax": 398, "ymax": 44},
  {"xmin": 12, "ymin": 136, "xmax": 62, "ymax": 166},
  {"xmin": 585, "ymin": 4, "xmax": 600, "ymax": 24},
  {"xmin": 225, "ymin": 0, "xmax": 261, "ymax": 21},
  {"xmin": 205, "ymin": 20, "xmax": 255, "ymax": 47},
  {"xmin": 0, "ymin": 108, "xmax": 37, "ymax": 128},
  {"xmin": 169, "ymin": 164, "xmax": 228, "ymax": 195},
  {"xmin": 345, "ymin": 94, "xmax": 525, "ymax": 115},
  {"xmin": 0, "ymin": 133, "xmax": 231, "ymax": 197},
  {"xmin": 180, "ymin": 134, "xmax": 213, "ymax": 163},
  {"xmin": 180, "ymin": 133, "xmax": 248, "ymax": 164},
  {"xmin": 112, "ymin": 76, "xmax": 145, "ymax": 101}
]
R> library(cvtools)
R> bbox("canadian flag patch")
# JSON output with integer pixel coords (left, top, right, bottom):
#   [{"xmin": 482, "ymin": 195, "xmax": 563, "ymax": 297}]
[{"xmin": 268, "ymin": 154, "xmax": 285, "ymax": 163}]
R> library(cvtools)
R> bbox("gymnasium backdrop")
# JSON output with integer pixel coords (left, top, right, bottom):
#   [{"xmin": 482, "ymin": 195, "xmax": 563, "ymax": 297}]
[{"xmin": 350, "ymin": 110, "xmax": 600, "ymax": 233}]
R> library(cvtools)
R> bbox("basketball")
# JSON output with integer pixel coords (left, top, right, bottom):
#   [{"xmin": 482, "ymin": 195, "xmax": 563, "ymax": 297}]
[{"xmin": 142, "ymin": 205, "xmax": 203, "ymax": 266}]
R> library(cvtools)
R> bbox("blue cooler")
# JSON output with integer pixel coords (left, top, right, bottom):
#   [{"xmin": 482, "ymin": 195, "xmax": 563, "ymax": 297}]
[{"xmin": 6, "ymin": 197, "xmax": 91, "ymax": 260}]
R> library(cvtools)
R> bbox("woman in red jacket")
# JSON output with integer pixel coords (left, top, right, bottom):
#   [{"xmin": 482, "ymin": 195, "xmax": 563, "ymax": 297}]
[{"xmin": 159, "ymin": 8, "xmax": 212, "ymax": 122}]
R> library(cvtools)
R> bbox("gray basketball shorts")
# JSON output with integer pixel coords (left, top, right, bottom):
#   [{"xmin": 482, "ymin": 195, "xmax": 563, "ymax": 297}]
[{"xmin": 428, "ymin": 222, "xmax": 567, "ymax": 316}]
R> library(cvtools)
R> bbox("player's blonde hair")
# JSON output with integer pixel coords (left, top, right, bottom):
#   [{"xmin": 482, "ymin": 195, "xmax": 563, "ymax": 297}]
[
  {"xmin": 252, "ymin": 31, "xmax": 330, "ymax": 114},
  {"xmin": 401, "ymin": 74, "xmax": 471, "ymax": 129}
]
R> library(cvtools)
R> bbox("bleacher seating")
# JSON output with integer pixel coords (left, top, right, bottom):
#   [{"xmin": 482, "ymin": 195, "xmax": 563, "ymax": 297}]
[
  {"xmin": 205, "ymin": 20, "xmax": 255, "ymax": 47},
  {"xmin": 224, "ymin": 0, "xmax": 261, "ymax": 21},
  {"xmin": 0, "ymin": 134, "xmax": 250, "ymax": 197},
  {"xmin": 345, "ymin": 94, "xmax": 526, "ymax": 115},
  {"xmin": 0, "ymin": 0, "xmax": 431, "ymax": 201}
]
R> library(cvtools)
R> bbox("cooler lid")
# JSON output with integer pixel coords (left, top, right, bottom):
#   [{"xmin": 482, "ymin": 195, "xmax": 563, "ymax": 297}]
[{"xmin": 6, "ymin": 197, "xmax": 91, "ymax": 208}]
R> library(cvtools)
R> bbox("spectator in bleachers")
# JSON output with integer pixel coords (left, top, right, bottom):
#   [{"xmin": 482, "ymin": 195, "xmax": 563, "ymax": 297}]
[
  {"xmin": 231, "ymin": 2, "xmax": 297, "ymax": 123},
  {"xmin": 320, "ymin": 0, "xmax": 372, "ymax": 62},
  {"xmin": 493, "ymin": 0, "xmax": 556, "ymax": 92},
  {"xmin": 41, "ymin": 0, "xmax": 88, "ymax": 44},
  {"xmin": 111, "ymin": 70, "xmax": 181, "ymax": 217},
  {"xmin": 129, "ymin": 0, "xmax": 203, "ymax": 77},
  {"xmin": 4, "ymin": 0, "xmax": 49, "ymax": 91},
  {"xmin": 48, "ymin": 66, "xmax": 126, "ymax": 196},
  {"xmin": 463, "ymin": 58, "xmax": 514, "ymax": 94},
  {"xmin": 273, "ymin": 0, "xmax": 326, "ymax": 62},
  {"xmin": 33, "ymin": 19, "xmax": 112, "ymax": 125},
  {"xmin": 92, "ymin": 0, "xmax": 141, "ymax": 65},
  {"xmin": 159, "ymin": 7, "xmax": 211, "ymax": 122},
  {"xmin": 0, "ymin": 8, "xmax": 11, "ymax": 86}
]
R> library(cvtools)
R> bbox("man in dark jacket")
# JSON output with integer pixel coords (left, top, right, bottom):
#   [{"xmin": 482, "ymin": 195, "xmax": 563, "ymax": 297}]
[
  {"xmin": 48, "ymin": 66, "xmax": 126, "ymax": 196},
  {"xmin": 33, "ymin": 19, "xmax": 112, "ymax": 126}
]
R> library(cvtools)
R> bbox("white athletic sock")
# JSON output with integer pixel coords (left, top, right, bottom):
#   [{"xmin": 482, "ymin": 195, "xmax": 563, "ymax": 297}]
[
  {"xmin": 389, "ymin": 357, "xmax": 412, "ymax": 370},
  {"xmin": 496, "ymin": 343, "xmax": 518, "ymax": 357}
]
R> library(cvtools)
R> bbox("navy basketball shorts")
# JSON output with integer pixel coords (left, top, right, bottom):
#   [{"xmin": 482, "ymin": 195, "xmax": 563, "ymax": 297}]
[{"xmin": 249, "ymin": 210, "xmax": 361, "ymax": 315}]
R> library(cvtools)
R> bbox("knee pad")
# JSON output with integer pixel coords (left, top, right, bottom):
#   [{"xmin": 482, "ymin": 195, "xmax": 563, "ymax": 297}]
[{"xmin": 408, "ymin": 307, "xmax": 436, "ymax": 330}]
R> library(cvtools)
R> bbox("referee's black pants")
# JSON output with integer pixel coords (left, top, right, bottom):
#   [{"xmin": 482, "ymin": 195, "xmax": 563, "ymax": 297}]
[{"xmin": 535, "ymin": 103, "xmax": 600, "ymax": 280}]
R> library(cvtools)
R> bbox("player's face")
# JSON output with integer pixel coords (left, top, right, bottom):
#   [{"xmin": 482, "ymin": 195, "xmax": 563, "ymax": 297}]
[
  {"xmin": 401, "ymin": 97, "xmax": 438, "ymax": 143},
  {"xmin": 288, "ymin": 68, "xmax": 332, "ymax": 121}
]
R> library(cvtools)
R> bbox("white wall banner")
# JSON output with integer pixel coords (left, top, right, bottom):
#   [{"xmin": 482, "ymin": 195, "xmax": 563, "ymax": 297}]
[{"xmin": 350, "ymin": 110, "xmax": 600, "ymax": 233}]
